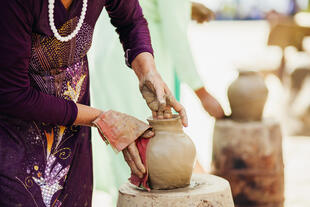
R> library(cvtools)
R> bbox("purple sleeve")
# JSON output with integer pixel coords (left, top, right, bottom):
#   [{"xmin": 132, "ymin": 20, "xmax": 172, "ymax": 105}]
[
  {"xmin": 105, "ymin": 0, "xmax": 154, "ymax": 67},
  {"xmin": 0, "ymin": 1, "xmax": 77, "ymax": 126}
]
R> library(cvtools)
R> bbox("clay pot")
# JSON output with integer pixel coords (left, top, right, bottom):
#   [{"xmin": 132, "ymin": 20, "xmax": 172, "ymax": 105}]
[
  {"xmin": 228, "ymin": 71, "xmax": 268, "ymax": 121},
  {"xmin": 146, "ymin": 115, "xmax": 196, "ymax": 190}
]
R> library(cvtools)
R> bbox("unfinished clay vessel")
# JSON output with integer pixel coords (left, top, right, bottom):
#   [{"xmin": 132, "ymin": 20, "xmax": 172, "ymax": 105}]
[
  {"xmin": 146, "ymin": 115, "xmax": 196, "ymax": 190},
  {"xmin": 228, "ymin": 70, "xmax": 268, "ymax": 121}
]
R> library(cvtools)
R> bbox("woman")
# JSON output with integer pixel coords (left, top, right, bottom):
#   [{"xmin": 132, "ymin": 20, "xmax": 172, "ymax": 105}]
[
  {"xmin": 89, "ymin": 0, "xmax": 224, "ymax": 204},
  {"xmin": 0, "ymin": 0, "xmax": 186, "ymax": 206}
]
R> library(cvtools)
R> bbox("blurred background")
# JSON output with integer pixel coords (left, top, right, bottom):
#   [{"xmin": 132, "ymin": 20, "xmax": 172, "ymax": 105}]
[{"xmin": 93, "ymin": 0, "xmax": 310, "ymax": 206}]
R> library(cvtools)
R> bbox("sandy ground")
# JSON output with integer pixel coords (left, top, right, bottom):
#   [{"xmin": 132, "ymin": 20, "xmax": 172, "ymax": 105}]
[{"xmin": 93, "ymin": 21, "xmax": 310, "ymax": 206}]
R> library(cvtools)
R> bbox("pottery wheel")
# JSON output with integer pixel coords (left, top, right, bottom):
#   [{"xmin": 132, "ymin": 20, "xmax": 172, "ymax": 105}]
[{"xmin": 117, "ymin": 174, "xmax": 235, "ymax": 207}]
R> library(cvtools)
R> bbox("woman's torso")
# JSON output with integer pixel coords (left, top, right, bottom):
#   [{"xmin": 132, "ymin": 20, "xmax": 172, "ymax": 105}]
[{"xmin": 0, "ymin": 0, "xmax": 105, "ymax": 206}]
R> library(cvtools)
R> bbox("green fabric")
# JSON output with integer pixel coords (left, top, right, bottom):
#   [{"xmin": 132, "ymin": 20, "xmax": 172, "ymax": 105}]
[
  {"xmin": 174, "ymin": 70, "xmax": 181, "ymax": 101},
  {"xmin": 89, "ymin": 0, "xmax": 204, "ymax": 205},
  {"xmin": 139, "ymin": 0, "xmax": 204, "ymax": 90}
]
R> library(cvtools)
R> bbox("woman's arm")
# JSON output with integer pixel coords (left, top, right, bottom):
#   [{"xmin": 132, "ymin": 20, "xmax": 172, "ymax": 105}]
[
  {"xmin": 105, "ymin": 0, "xmax": 153, "ymax": 67},
  {"xmin": 0, "ymin": 0, "xmax": 78, "ymax": 126}
]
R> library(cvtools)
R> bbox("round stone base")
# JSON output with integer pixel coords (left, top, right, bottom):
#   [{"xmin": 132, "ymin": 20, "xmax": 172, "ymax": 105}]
[{"xmin": 117, "ymin": 174, "xmax": 234, "ymax": 207}]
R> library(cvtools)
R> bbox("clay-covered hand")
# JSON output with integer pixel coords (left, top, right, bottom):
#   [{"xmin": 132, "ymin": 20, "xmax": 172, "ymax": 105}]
[
  {"xmin": 122, "ymin": 129, "xmax": 154, "ymax": 178},
  {"xmin": 139, "ymin": 70, "xmax": 186, "ymax": 121},
  {"xmin": 195, "ymin": 87, "xmax": 225, "ymax": 119},
  {"xmin": 92, "ymin": 110, "xmax": 151, "ymax": 152},
  {"xmin": 132, "ymin": 53, "xmax": 188, "ymax": 126},
  {"xmin": 191, "ymin": 2, "xmax": 215, "ymax": 23}
]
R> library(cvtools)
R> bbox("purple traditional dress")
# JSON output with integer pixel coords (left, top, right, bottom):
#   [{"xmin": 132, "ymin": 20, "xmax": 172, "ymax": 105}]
[{"xmin": 0, "ymin": 0, "xmax": 152, "ymax": 206}]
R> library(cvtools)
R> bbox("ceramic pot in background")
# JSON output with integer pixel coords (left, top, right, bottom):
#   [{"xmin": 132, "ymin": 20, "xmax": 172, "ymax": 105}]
[
  {"xmin": 228, "ymin": 71, "xmax": 268, "ymax": 121},
  {"xmin": 146, "ymin": 115, "xmax": 196, "ymax": 190}
]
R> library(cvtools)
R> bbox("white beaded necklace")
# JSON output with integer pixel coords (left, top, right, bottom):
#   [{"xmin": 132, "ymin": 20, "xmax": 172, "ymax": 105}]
[{"xmin": 48, "ymin": 0, "xmax": 87, "ymax": 42}]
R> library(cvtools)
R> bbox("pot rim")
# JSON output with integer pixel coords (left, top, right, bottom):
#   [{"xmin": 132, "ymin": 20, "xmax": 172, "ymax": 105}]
[{"xmin": 147, "ymin": 114, "xmax": 180, "ymax": 123}]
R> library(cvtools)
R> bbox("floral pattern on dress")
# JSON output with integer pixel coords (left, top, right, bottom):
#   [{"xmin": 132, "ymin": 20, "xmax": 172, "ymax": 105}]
[{"xmin": 32, "ymin": 155, "xmax": 70, "ymax": 207}]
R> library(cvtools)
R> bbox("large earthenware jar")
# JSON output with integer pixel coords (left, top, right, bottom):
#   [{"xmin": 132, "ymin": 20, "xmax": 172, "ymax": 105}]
[
  {"xmin": 146, "ymin": 115, "xmax": 196, "ymax": 190},
  {"xmin": 228, "ymin": 71, "xmax": 268, "ymax": 121}
]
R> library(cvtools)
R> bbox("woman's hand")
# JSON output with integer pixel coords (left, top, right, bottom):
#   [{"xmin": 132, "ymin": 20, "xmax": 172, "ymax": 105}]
[
  {"xmin": 195, "ymin": 87, "xmax": 225, "ymax": 119},
  {"xmin": 132, "ymin": 52, "xmax": 188, "ymax": 127},
  {"xmin": 92, "ymin": 110, "xmax": 154, "ymax": 178},
  {"xmin": 122, "ymin": 129, "xmax": 154, "ymax": 178}
]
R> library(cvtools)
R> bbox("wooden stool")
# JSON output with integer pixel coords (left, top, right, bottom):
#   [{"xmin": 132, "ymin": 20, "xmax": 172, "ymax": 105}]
[
  {"xmin": 212, "ymin": 119, "xmax": 284, "ymax": 207},
  {"xmin": 117, "ymin": 174, "xmax": 234, "ymax": 207}
]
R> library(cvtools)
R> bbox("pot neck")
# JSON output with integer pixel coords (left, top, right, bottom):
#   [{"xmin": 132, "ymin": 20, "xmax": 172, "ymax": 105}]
[{"xmin": 147, "ymin": 116, "xmax": 183, "ymax": 132}]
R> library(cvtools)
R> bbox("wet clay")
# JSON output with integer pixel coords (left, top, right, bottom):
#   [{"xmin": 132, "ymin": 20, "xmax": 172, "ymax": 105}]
[
  {"xmin": 228, "ymin": 71, "xmax": 268, "ymax": 121},
  {"xmin": 146, "ymin": 115, "xmax": 196, "ymax": 190},
  {"xmin": 140, "ymin": 80, "xmax": 160, "ymax": 112}
]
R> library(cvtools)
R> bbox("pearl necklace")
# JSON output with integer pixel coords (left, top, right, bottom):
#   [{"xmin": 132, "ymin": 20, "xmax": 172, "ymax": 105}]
[{"xmin": 48, "ymin": 0, "xmax": 87, "ymax": 42}]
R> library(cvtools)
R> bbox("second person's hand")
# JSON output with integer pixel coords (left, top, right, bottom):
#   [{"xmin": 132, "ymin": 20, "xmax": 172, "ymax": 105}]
[{"xmin": 195, "ymin": 87, "xmax": 225, "ymax": 119}]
